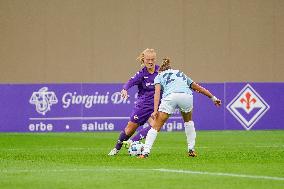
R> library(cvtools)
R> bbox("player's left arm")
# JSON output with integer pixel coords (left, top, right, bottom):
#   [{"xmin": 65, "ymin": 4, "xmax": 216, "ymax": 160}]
[{"xmin": 191, "ymin": 82, "xmax": 222, "ymax": 107}]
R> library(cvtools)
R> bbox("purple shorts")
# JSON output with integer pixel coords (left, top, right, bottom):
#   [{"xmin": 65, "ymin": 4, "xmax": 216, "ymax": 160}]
[{"xmin": 129, "ymin": 103, "xmax": 153, "ymax": 126}]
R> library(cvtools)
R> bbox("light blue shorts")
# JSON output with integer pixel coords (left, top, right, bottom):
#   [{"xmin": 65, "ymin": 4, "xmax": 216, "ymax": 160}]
[{"xmin": 158, "ymin": 93, "xmax": 193, "ymax": 114}]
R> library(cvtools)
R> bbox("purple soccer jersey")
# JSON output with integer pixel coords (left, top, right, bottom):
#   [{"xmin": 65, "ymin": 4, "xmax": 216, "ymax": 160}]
[{"xmin": 123, "ymin": 65, "xmax": 159, "ymax": 125}]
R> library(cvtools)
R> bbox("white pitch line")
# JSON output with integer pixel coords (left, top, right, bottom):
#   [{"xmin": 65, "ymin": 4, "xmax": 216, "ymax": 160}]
[
  {"xmin": 1, "ymin": 168, "xmax": 283, "ymax": 181},
  {"xmin": 155, "ymin": 169, "xmax": 284, "ymax": 181},
  {"xmin": 255, "ymin": 145, "xmax": 284, "ymax": 148}
]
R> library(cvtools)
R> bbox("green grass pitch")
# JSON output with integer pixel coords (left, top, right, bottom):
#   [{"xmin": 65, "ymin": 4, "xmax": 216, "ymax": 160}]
[{"xmin": 0, "ymin": 131, "xmax": 283, "ymax": 189}]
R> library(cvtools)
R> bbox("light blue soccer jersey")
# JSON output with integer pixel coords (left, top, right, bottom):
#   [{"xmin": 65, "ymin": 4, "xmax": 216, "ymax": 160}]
[{"xmin": 154, "ymin": 69, "xmax": 193, "ymax": 98}]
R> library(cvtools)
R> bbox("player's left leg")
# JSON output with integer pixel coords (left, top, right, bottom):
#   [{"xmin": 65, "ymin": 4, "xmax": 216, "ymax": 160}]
[
  {"xmin": 178, "ymin": 93, "xmax": 197, "ymax": 157},
  {"xmin": 181, "ymin": 111, "xmax": 197, "ymax": 157}
]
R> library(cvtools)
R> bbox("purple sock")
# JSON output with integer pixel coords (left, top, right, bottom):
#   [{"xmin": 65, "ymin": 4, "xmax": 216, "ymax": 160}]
[
  {"xmin": 131, "ymin": 126, "xmax": 151, "ymax": 141},
  {"xmin": 115, "ymin": 131, "xmax": 131, "ymax": 150}
]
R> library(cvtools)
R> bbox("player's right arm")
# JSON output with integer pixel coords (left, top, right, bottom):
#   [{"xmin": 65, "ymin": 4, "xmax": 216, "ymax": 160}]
[
  {"xmin": 151, "ymin": 74, "xmax": 162, "ymax": 119},
  {"xmin": 121, "ymin": 71, "xmax": 143, "ymax": 99},
  {"xmin": 191, "ymin": 82, "xmax": 222, "ymax": 107},
  {"xmin": 151, "ymin": 84, "xmax": 161, "ymax": 119}
]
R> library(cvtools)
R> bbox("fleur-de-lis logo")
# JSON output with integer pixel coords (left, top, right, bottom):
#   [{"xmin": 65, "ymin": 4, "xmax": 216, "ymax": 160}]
[
  {"xmin": 29, "ymin": 87, "xmax": 58, "ymax": 115},
  {"xmin": 226, "ymin": 84, "xmax": 270, "ymax": 130},
  {"xmin": 240, "ymin": 92, "xmax": 257, "ymax": 110}
]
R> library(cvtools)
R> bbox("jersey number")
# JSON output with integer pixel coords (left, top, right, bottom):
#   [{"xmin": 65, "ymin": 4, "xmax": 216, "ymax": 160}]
[{"xmin": 163, "ymin": 71, "xmax": 187, "ymax": 85}]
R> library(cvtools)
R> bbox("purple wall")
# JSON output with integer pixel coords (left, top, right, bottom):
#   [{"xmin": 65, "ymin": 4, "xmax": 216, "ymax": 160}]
[{"xmin": 0, "ymin": 83, "xmax": 283, "ymax": 132}]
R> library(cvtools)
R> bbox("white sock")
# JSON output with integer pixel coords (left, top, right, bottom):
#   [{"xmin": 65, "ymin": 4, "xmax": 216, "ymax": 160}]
[
  {"xmin": 143, "ymin": 128, "xmax": 158, "ymax": 155},
  {"xmin": 184, "ymin": 121, "xmax": 196, "ymax": 151}
]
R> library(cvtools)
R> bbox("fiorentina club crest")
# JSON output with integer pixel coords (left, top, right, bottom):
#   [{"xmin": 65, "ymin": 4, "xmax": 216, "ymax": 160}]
[
  {"xmin": 226, "ymin": 84, "xmax": 270, "ymax": 130},
  {"xmin": 29, "ymin": 87, "xmax": 58, "ymax": 115}
]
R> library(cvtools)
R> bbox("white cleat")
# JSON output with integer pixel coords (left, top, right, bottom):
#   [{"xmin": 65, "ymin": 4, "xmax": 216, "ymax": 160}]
[{"xmin": 108, "ymin": 148, "xmax": 119, "ymax": 156}]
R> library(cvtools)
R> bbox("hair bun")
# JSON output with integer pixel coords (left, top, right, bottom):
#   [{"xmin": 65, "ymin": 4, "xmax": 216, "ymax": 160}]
[
  {"xmin": 159, "ymin": 58, "xmax": 171, "ymax": 72},
  {"xmin": 163, "ymin": 58, "xmax": 170, "ymax": 64}
]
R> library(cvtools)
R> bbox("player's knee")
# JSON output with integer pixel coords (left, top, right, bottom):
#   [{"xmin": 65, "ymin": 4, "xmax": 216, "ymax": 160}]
[{"xmin": 152, "ymin": 122, "xmax": 163, "ymax": 132}]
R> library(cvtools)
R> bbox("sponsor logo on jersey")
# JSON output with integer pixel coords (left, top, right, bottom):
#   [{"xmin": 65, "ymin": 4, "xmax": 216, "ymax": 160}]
[
  {"xmin": 133, "ymin": 115, "xmax": 139, "ymax": 120},
  {"xmin": 145, "ymin": 82, "xmax": 154, "ymax": 87}
]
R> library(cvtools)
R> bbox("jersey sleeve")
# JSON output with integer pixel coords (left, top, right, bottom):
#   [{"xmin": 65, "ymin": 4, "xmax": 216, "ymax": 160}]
[
  {"xmin": 154, "ymin": 74, "xmax": 161, "ymax": 85},
  {"xmin": 123, "ymin": 70, "xmax": 143, "ymax": 90},
  {"xmin": 187, "ymin": 76, "xmax": 194, "ymax": 88}
]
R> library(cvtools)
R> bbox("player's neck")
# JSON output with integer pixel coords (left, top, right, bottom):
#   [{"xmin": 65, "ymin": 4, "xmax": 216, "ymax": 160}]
[{"xmin": 146, "ymin": 67, "xmax": 155, "ymax": 74}]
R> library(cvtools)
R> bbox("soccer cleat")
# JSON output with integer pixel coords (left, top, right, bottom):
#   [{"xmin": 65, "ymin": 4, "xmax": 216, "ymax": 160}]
[
  {"xmin": 188, "ymin": 149, "xmax": 197, "ymax": 157},
  {"xmin": 138, "ymin": 153, "xmax": 149, "ymax": 159},
  {"xmin": 122, "ymin": 140, "xmax": 132, "ymax": 149},
  {"xmin": 108, "ymin": 148, "xmax": 119, "ymax": 156}
]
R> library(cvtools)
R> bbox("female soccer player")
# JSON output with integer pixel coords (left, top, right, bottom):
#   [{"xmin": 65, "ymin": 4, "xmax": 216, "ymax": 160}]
[
  {"xmin": 108, "ymin": 48, "xmax": 159, "ymax": 156},
  {"xmin": 139, "ymin": 58, "xmax": 222, "ymax": 158}
]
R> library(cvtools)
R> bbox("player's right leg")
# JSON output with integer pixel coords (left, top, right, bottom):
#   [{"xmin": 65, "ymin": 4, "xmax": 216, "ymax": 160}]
[
  {"xmin": 108, "ymin": 121, "xmax": 139, "ymax": 156},
  {"xmin": 139, "ymin": 112, "xmax": 170, "ymax": 158},
  {"xmin": 140, "ymin": 94, "xmax": 176, "ymax": 158}
]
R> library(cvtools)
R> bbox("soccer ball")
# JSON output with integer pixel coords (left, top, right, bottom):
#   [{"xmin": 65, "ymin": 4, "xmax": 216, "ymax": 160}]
[{"xmin": 128, "ymin": 141, "xmax": 144, "ymax": 156}]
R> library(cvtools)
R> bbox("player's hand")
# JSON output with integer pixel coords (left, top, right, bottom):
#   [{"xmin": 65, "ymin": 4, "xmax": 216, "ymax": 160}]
[
  {"xmin": 121, "ymin": 89, "xmax": 128, "ymax": 99},
  {"xmin": 211, "ymin": 96, "xmax": 222, "ymax": 107},
  {"xmin": 151, "ymin": 111, "xmax": 158, "ymax": 120},
  {"xmin": 214, "ymin": 99, "xmax": 222, "ymax": 107}
]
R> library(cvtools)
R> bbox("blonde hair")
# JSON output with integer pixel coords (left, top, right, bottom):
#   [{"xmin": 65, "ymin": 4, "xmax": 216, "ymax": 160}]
[
  {"xmin": 159, "ymin": 58, "xmax": 171, "ymax": 72},
  {"xmin": 136, "ymin": 48, "xmax": 156, "ymax": 65}
]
